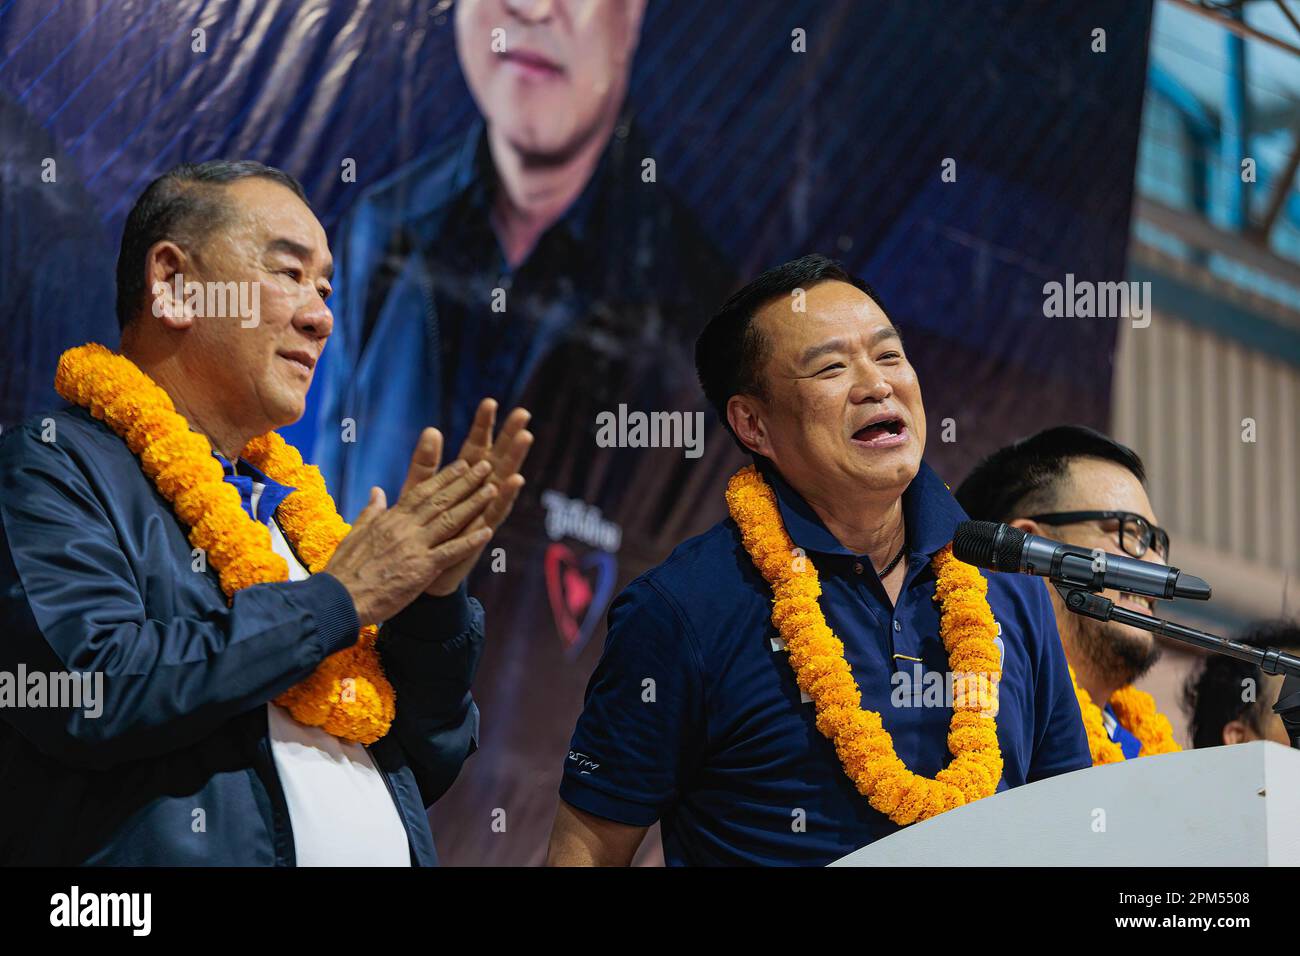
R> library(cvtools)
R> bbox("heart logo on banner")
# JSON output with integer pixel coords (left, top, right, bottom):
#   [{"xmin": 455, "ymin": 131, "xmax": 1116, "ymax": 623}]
[{"xmin": 544, "ymin": 542, "xmax": 618, "ymax": 658}]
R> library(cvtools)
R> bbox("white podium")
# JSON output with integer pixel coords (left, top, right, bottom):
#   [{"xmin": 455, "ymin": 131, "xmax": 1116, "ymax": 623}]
[{"xmin": 832, "ymin": 741, "xmax": 1300, "ymax": 866}]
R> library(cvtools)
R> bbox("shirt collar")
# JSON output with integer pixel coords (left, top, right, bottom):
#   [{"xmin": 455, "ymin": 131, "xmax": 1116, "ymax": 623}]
[
  {"xmin": 211, "ymin": 451, "xmax": 296, "ymax": 525},
  {"xmin": 757, "ymin": 456, "xmax": 969, "ymax": 560},
  {"xmin": 1101, "ymin": 704, "xmax": 1119, "ymax": 738},
  {"xmin": 449, "ymin": 117, "xmax": 489, "ymax": 203},
  {"xmin": 448, "ymin": 113, "xmax": 635, "ymax": 255},
  {"xmin": 211, "ymin": 450, "xmax": 277, "ymax": 484}
]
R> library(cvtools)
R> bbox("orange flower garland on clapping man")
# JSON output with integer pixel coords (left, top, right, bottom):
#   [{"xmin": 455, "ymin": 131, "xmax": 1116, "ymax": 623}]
[
  {"xmin": 725, "ymin": 464, "xmax": 1005, "ymax": 825},
  {"xmin": 54, "ymin": 343, "xmax": 395, "ymax": 745}
]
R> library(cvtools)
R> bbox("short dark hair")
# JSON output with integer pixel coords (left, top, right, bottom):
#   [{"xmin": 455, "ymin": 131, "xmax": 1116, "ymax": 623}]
[
  {"xmin": 1183, "ymin": 620, "xmax": 1300, "ymax": 748},
  {"xmin": 694, "ymin": 253, "xmax": 889, "ymax": 448},
  {"xmin": 954, "ymin": 425, "xmax": 1147, "ymax": 522},
  {"xmin": 115, "ymin": 160, "xmax": 309, "ymax": 330}
]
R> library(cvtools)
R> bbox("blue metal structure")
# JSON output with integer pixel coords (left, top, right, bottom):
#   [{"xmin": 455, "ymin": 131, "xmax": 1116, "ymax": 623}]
[{"xmin": 1134, "ymin": 0, "xmax": 1300, "ymax": 357}]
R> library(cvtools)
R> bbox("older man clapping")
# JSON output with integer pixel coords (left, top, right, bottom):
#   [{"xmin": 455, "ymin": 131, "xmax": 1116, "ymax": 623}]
[{"xmin": 0, "ymin": 160, "xmax": 531, "ymax": 866}]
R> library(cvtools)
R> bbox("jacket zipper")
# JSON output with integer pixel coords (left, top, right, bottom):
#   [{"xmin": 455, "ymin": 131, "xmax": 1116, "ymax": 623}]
[{"xmin": 366, "ymin": 742, "xmax": 418, "ymax": 866}]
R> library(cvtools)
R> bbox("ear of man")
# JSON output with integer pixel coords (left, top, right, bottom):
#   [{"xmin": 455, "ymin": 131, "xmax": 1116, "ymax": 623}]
[
  {"xmin": 144, "ymin": 240, "xmax": 195, "ymax": 330},
  {"xmin": 726, "ymin": 393, "xmax": 768, "ymax": 458},
  {"xmin": 1008, "ymin": 518, "xmax": 1046, "ymax": 536},
  {"xmin": 1222, "ymin": 719, "xmax": 1255, "ymax": 746}
]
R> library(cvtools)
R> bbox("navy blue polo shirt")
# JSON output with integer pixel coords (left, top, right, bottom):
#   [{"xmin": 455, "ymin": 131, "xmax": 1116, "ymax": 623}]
[{"xmin": 560, "ymin": 459, "xmax": 1091, "ymax": 866}]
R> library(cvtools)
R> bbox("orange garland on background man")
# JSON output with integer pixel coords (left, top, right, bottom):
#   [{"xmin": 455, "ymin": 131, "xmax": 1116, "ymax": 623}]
[{"xmin": 1070, "ymin": 666, "xmax": 1180, "ymax": 764}]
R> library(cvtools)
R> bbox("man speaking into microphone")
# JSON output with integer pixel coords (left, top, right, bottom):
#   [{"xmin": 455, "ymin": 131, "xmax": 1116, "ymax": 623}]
[{"xmin": 547, "ymin": 255, "xmax": 1090, "ymax": 866}]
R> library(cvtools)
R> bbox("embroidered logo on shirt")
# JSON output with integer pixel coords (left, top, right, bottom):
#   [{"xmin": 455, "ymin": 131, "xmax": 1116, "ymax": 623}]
[{"xmin": 567, "ymin": 751, "xmax": 601, "ymax": 775}]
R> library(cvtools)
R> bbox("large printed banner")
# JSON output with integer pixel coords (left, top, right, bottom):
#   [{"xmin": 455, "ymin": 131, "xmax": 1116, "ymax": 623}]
[{"xmin": 0, "ymin": 0, "xmax": 1150, "ymax": 863}]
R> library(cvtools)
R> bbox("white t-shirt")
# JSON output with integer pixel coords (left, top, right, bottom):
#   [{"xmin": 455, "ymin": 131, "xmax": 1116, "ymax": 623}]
[{"xmin": 254, "ymin": 481, "xmax": 411, "ymax": 867}]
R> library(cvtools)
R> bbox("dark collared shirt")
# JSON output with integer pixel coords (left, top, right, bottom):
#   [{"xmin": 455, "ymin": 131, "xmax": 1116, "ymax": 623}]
[{"xmin": 561, "ymin": 460, "xmax": 1091, "ymax": 866}]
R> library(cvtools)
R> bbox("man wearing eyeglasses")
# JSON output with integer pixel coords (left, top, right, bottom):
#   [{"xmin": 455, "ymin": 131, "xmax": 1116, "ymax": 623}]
[{"xmin": 955, "ymin": 425, "xmax": 1173, "ymax": 760}]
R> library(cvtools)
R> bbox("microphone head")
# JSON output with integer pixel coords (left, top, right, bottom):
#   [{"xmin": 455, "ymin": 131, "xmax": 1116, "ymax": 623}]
[
  {"xmin": 1174, "ymin": 572, "xmax": 1212, "ymax": 601},
  {"xmin": 953, "ymin": 520, "xmax": 1026, "ymax": 572}
]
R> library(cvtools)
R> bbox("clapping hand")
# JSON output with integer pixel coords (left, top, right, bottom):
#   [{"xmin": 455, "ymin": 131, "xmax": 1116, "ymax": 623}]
[{"xmin": 399, "ymin": 399, "xmax": 533, "ymax": 597}]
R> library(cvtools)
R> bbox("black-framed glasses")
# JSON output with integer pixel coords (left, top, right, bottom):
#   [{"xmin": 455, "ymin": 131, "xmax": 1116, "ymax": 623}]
[{"xmin": 1024, "ymin": 510, "xmax": 1170, "ymax": 563}]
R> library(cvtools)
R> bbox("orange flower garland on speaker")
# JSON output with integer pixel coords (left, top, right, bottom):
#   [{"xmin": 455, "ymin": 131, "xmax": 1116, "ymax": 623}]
[
  {"xmin": 725, "ymin": 465, "xmax": 1004, "ymax": 825},
  {"xmin": 55, "ymin": 343, "xmax": 395, "ymax": 744}
]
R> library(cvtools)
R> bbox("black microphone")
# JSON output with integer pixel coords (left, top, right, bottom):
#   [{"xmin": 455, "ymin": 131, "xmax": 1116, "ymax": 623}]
[{"xmin": 952, "ymin": 520, "xmax": 1211, "ymax": 601}]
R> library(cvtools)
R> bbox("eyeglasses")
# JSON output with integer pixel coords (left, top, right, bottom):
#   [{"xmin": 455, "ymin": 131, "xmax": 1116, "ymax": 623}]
[{"xmin": 1024, "ymin": 510, "xmax": 1170, "ymax": 563}]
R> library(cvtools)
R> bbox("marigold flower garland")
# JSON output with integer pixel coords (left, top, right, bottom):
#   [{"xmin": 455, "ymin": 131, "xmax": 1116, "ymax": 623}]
[
  {"xmin": 1069, "ymin": 666, "xmax": 1180, "ymax": 764},
  {"xmin": 726, "ymin": 465, "xmax": 1004, "ymax": 825},
  {"xmin": 54, "ymin": 343, "xmax": 395, "ymax": 745}
]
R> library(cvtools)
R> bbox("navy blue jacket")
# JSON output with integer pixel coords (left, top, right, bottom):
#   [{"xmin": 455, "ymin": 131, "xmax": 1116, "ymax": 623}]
[{"xmin": 0, "ymin": 406, "xmax": 483, "ymax": 865}]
